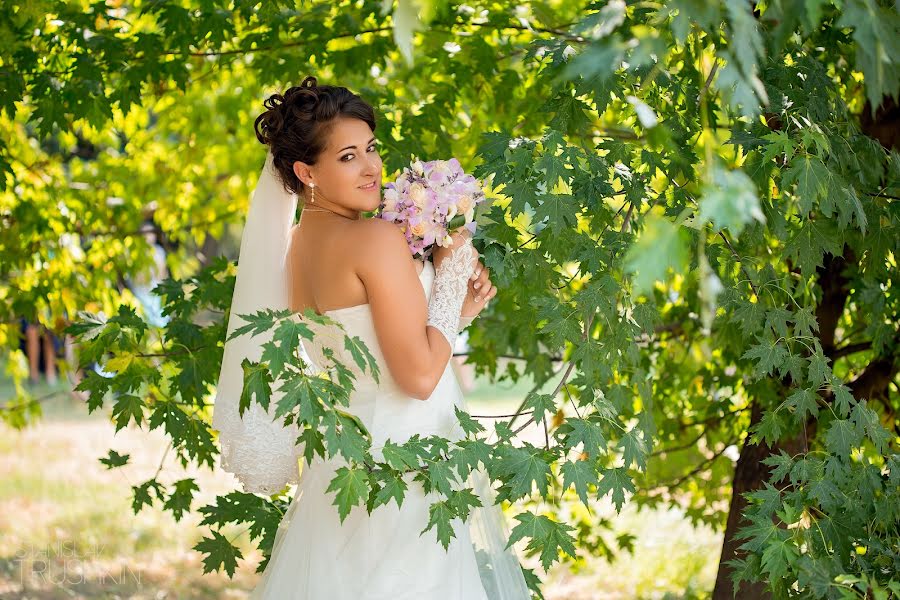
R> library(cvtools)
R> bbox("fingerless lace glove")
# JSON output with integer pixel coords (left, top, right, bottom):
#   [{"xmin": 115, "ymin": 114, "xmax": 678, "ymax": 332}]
[{"xmin": 427, "ymin": 237, "xmax": 477, "ymax": 349}]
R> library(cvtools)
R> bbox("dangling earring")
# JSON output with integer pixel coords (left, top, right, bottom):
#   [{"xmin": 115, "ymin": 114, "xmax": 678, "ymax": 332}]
[{"xmin": 310, "ymin": 182, "xmax": 316, "ymax": 203}]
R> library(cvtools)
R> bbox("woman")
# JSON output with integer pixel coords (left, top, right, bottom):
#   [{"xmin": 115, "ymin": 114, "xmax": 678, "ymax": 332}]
[{"xmin": 211, "ymin": 77, "xmax": 529, "ymax": 599}]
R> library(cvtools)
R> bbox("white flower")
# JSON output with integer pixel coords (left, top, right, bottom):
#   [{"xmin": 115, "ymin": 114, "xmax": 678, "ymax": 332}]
[
  {"xmin": 456, "ymin": 194, "xmax": 475, "ymax": 221},
  {"xmin": 408, "ymin": 182, "xmax": 427, "ymax": 208}
]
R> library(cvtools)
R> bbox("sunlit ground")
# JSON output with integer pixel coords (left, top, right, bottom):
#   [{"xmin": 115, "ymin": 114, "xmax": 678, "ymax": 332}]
[{"xmin": 0, "ymin": 365, "xmax": 722, "ymax": 599}]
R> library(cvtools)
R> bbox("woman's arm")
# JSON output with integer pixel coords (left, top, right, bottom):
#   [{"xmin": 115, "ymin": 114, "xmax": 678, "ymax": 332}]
[{"xmin": 357, "ymin": 219, "xmax": 475, "ymax": 400}]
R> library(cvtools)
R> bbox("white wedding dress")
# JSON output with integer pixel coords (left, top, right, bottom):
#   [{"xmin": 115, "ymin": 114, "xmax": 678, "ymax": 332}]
[{"xmin": 248, "ymin": 258, "xmax": 523, "ymax": 600}]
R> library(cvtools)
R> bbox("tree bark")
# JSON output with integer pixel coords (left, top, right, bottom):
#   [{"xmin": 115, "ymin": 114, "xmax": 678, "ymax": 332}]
[{"xmin": 711, "ymin": 400, "xmax": 810, "ymax": 600}]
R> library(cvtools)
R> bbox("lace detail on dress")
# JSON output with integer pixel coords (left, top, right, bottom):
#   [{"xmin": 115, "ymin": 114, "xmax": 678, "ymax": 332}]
[
  {"xmin": 427, "ymin": 237, "xmax": 476, "ymax": 349},
  {"xmin": 216, "ymin": 401, "xmax": 303, "ymax": 495}
]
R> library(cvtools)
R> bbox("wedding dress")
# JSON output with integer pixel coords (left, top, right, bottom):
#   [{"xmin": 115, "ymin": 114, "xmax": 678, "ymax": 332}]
[
  {"xmin": 250, "ymin": 258, "xmax": 521, "ymax": 599},
  {"xmin": 212, "ymin": 151, "xmax": 530, "ymax": 600}
]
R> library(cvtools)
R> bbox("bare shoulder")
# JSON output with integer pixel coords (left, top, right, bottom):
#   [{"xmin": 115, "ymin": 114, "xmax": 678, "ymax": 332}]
[
  {"xmin": 353, "ymin": 218, "xmax": 412, "ymax": 274},
  {"xmin": 355, "ymin": 218, "xmax": 412, "ymax": 259}
]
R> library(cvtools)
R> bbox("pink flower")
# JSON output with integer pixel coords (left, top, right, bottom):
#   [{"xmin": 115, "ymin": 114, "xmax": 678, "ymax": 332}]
[{"xmin": 375, "ymin": 155, "xmax": 486, "ymax": 258}]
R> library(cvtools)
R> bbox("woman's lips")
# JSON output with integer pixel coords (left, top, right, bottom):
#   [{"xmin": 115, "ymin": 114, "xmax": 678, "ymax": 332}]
[{"xmin": 358, "ymin": 181, "xmax": 378, "ymax": 191}]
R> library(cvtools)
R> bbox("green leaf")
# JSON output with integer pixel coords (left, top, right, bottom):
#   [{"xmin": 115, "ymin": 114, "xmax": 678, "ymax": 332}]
[
  {"xmin": 325, "ymin": 465, "xmax": 370, "ymax": 523},
  {"xmin": 751, "ymin": 409, "xmax": 788, "ymax": 446},
  {"xmin": 111, "ymin": 394, "xmax": 145, "ymax": 431},
  {"xmin": 561, "ymin": 459, "xmax": 598, "ymax": 505},
  {"xmin": 624, "ymin": 214, "xmax": 689, "ymax": 296},
  {"xmin": 447, "ymin": 487, "xmax": 482, "ymax": 522},
  {"xmin": 508, "ymin": 511, "xmax": 578, "ymax": 571},
  {"xmin": 533, "ymin": 193, "xmax": 579, "ymax": 237},
  {"xmin": 765, "ymin": 307, "xmax": 792, "ymax": 338},
  {"xmin": 239, "ymin": 359, "xmax": 274, "ymax": 415},
  {"xmin": 760, "ymin": 536, "xmax": 799, "ymax": 581},
  {"xmin": 824, "ymin": 419, "xmax": 862, "ymax": 459},
  {"xmin": 373, "ymin": 470, "xmax": 408, "ymax": 510},
  {"xmin": 131, "ymin": 479, "xmax": 165, "ymax": 513},
  {"xmin": 807, "ymin": 349, "xmax": 831, "ymax": 387},
  {"xmin": 619, "ymin": 427, "xmax": 647, "ymax": 472},
  {"xmin": 783, "ymin": 215, "xmax": 844, "ymax": 277},
  {"xmin": 298, "ymin": 427, "xmax": 325, "ymax": 465},
  {"xmin": 830, "ymin": 377, "xmax": 857, "ymax": 417},
  {"xmin": 522, "ymin": 392, "xmax": 557, "ymax": 425},
  {"xmin": 785, "ymin": 387, "xmax": 820, "ymax": 421},
  {"xmin": 421, "ymin": 500, "xmax": 456, "ymax": 550},
  {"xmin": 453, "ymin": 405, "xmax": 485, "ymax": 437},
  {"xmin": 495, "ymin": 444, "xmax": 553, "ymax": 500},
  {"xmin": 783, "ymin": 155, "xmax": 829, "ymax": 216},
  {"xmin": 382, "ymin": 439, "xmax": 425, "ymax": 471},
  {"xmin": 742, "ymin": 336, "xmax": 789, "ymax": 377},
  {"xmin": 851, "ymin": 400, "xmax": 892, "ymax": 454},
  {"xmin": 596, "ymin": 466, "xmax": 635, "ymax": 512},
  {"xmin": 392, "ymin": 0, "xmax": 424, "ymax": 66},
  {"xmin": 836, "ymin": 0, "xmax": 900, "ymax": 110},
  {"xmin": 699, "ymin": 164, "xmax": 765, "ymax": 235},
  {"xmin": 344, "ymin": 334, "xmax": 381, "ymax": 383},
  {"xmin": 792, "ymin": 306, "xmax": 819, "ymax": 339},
  {"xmin": 99, "ymin": 449, "xmax": 130, "ymax": 469},
  {"xmin": 193, "ymin": 531, "xmax": 243, "ymax": 577},
  {"xmin": 163, "ymin": 478, "xmax": 200, "ymax": 522},
  {"xmin": 557, "ymin": 417, "xmax": 607, "ymax": 460}
]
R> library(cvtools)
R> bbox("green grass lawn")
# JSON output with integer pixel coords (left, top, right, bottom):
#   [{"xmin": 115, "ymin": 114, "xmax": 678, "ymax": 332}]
[{"xmin": 1, "ymin": 369, "xmax": 722, "ymax": 599}]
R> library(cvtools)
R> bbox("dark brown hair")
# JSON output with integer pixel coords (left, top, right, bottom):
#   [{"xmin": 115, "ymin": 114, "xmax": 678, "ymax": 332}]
[{"xmin": 254, "ymin": 76, "xmax": 377, "ymax": 195}]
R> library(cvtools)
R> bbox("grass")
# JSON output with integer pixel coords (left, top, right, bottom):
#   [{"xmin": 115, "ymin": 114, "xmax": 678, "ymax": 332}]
[{"xmin": 1, "ymin": 369, "xmax": 723, "ymax": 599}]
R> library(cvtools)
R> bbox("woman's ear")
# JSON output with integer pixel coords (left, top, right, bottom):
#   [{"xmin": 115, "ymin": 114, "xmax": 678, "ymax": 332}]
[{"xmin": 292, "ymin": 161, "xmax": 313, "ymax": 186}]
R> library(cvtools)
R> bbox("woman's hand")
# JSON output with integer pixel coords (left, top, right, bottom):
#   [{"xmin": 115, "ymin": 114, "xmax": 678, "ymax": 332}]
[
  {"xmin": 431, "ymin": 227, "xmax": 476, "ymax": 271},
  {"xmin": 461, "ymin": 258, "xmax": 496, "ymax": 318}
]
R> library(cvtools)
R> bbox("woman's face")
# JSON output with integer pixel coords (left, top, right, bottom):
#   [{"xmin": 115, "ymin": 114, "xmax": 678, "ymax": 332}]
[{"xmin": 293, "ymin": 117, "xmax": 383, "ymax": 213}]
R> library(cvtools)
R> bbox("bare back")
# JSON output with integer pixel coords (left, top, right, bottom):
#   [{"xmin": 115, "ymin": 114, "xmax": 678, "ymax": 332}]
[
  {"xmin": 285, "ymin": 215, "xmax": 453, "ymax": 400},
  {"xmin": 286, "ymin": 216, "xmax": 423, "ymax": 316}
]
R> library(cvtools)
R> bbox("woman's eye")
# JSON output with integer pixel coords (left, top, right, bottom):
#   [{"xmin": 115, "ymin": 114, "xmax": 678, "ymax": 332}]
[{"xmin": 341, "ymin": 144, "xmax": 378, "ymax": 161}]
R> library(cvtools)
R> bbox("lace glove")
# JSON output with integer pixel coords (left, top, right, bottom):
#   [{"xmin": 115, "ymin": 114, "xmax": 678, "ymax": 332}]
[{"xmin": 427, "ymin": 236, "xmax": 477, "ymax": 349}]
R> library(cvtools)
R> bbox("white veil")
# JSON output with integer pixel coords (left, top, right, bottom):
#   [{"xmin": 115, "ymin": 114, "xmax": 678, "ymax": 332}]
[
  {"xmin": 212, "ymin": 150, "xmax": 532, "ymax": 598},
  {"xmin": 211, "ymin": 149, "xmax": 304, "ymax": 495}
]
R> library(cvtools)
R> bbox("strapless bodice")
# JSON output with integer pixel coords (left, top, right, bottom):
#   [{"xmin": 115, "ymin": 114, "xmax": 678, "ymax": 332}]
[{"xmin": 295, "ymin": 258, "xmax": 464, "ymax": 459}]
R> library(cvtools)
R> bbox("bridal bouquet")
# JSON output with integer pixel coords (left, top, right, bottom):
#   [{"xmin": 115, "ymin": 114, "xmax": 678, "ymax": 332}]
[{"xmin": 376, "ymin": 157, "xmax": 486, "ymax": 259}]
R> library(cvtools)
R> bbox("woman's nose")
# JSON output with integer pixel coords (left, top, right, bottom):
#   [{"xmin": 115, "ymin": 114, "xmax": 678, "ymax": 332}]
[{"xmin": 363, "ymin": 154, "xmax": 379, "ymax": 174}]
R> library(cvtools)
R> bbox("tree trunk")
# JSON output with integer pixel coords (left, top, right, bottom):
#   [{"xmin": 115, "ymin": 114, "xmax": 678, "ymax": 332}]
[{"xmin": 712, "ymin": 401, "xmax": 810, "ymax": 600}]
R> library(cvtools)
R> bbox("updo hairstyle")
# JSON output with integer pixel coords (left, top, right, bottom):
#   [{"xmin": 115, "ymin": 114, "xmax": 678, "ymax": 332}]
[{"xmin": 254, "ymin": 76, "xmax": 377, "ymax": 196}]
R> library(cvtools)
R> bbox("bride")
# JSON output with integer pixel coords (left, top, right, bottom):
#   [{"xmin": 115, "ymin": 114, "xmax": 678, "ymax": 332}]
[{"xmin": 211, "ymin": 76, "xmax": 531, "ymax": 599}]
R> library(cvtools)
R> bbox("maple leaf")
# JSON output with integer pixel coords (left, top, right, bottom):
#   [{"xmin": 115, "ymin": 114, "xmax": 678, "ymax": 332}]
[
  {"xmin": 193, "ymin": 531, "xmax": 243, "ymax": 577},
  {"xmin": 508, "ymin": 511, "xmax": 578, "ymax": 570},
  {"xmin": 596, "ymin": 466, "xmax": 635, "ymax": 512},
  {"xmin": 325, "ymin": 465, "xmax": 370, "ymax": 523}
]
